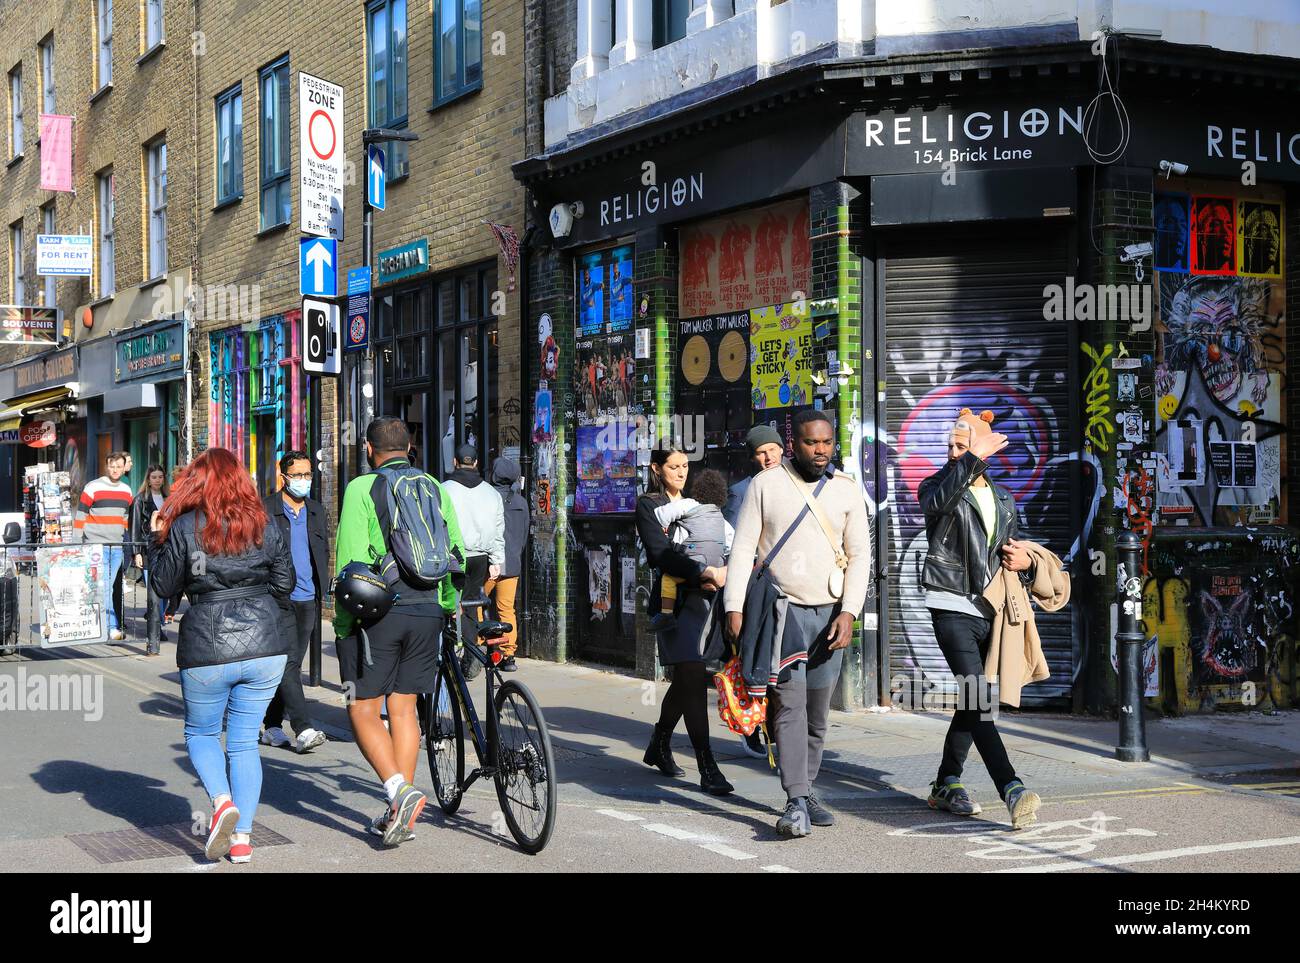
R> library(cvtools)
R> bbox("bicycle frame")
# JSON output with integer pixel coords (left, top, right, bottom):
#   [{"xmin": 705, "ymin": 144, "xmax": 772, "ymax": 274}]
[{"xmin": 437, "ymin": 624, "xmax": 500, "ymax": 793}]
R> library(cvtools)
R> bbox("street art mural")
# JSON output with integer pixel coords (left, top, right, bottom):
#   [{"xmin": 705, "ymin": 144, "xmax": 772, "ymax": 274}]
[
  {"xmin": 1150, "ymin": 534, "xmax": 1298, "ymax": 710},
  {"xmin": 885, "ymin": 328, "xmax": 1094, "ymax": 704},
  {"xmin": 1154, "ymin": 187, "xmax": 1286, "ymax": 528}
]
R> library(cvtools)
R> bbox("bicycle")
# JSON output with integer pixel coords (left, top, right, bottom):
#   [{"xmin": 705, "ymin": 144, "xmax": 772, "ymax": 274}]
[{"xmin": 423, "ymin": 597, "xmax": 557, "ymax": 854}]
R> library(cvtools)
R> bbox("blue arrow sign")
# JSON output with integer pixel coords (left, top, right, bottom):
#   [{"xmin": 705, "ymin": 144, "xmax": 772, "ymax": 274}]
[
  {"xmin": 368, "ymin": 145, "xmax": 386, "ymax": 211},
  {"xmin": 299, "ymin": 237, "xmax": 338, "ymax": 297}
]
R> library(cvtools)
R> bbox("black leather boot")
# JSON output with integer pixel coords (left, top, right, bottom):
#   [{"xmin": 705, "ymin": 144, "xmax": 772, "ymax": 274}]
[
  {"xmin": 696, "ymin": 747, "xmax": 735, "ymax": 796},
  {"xmin": 643, "ymin": 724, "xmax": 686, "ymax": 776}
]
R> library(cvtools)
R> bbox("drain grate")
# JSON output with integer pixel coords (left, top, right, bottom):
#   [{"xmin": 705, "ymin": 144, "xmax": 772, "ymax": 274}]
[{"xmin": 68, "ymin": 821, "xmax": 292, "ymax": 864}]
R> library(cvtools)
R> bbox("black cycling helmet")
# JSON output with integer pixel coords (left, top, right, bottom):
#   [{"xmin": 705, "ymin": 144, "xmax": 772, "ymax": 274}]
[{"xmin": 333, "ymin": 560, "xmax": 396, "ymax": 623}]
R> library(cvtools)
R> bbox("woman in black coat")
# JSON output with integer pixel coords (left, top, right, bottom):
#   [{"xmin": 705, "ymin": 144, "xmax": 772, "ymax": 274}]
[
  {"xmin": 634, "ymin": 448, "xmax": 733, "ymax": 796},
  {"xmin": 129, "ymin": 463, "xmax": 168, "ymax": 654},
  {"xmin": 147, "ymin": 447, "xmax": 294, "ymax": 865}
]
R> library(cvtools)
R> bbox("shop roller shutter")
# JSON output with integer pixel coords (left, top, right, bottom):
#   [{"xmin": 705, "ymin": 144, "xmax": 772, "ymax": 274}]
[{"xmin": 883, "ymin": 232, "xmax": 1076, "ymax": 706}]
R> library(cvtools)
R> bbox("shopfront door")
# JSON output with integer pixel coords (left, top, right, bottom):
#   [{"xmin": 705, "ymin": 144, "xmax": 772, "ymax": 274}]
[{"xmin": 877, "ymin": 229, "xmax": 1080, "ymax": 707}]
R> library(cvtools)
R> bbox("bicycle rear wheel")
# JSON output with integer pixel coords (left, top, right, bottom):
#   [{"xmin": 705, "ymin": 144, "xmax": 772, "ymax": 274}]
[
  {"xmin": 424, "ymin": 661, "xmax": 465, "ymax": 815},
  {"xmin": 493, "ymin": 679, "xmax": 557, "ymax": 854}
]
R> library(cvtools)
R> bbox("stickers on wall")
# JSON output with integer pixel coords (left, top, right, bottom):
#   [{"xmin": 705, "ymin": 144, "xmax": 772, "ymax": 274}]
[
  {"xmin": 750, "ymin": 300, "xmax": 812, "ymax": 410},
  {"xmin": 621, "ymin": 557, "xmax": 637, "ymax": 616},
  {"xmin": 586, "ymin": 546, "xmax": 612, "ymax": 622}
]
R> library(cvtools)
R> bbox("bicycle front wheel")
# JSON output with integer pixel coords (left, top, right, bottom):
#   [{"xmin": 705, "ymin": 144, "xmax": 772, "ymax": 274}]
[
  {"xmin": 493, "ymin": 679, "xmax": 557, "ymax": 854},
  {"xmin": 425, "ymin": 660, "xmax": 465, "ymax": 815}
]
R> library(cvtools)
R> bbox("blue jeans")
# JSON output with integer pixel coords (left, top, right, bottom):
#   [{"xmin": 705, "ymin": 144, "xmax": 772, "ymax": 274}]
[
  {"xmin": 181, "ymin": 655, "xmax": 288, "ymax": 834},
  {"xmin": 101, "ymin": 545, "xmax": 123, "ymax": 632}
]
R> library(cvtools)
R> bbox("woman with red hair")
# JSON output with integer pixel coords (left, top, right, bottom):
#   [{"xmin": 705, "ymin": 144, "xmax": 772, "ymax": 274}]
[{"xmin": 148, "ymin": 447, "xmax": 294, "ymax": 864}]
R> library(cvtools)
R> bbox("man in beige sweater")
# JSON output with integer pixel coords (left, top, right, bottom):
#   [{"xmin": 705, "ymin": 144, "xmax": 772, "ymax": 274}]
[{"xmin": 724, "ymin": 410, "xmax": 872, "ymax": 838}]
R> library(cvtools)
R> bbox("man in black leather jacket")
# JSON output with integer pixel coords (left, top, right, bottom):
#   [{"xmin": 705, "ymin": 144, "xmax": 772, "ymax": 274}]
[{"xmin": 917, "ymin": 408, "xmax": 1042, "ymax": 830}]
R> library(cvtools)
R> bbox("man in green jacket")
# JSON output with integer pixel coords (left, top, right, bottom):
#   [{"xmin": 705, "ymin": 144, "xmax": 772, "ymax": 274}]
[{"xmin": 334, "ymin": 416, "xmax": 465, "ymax": 846}]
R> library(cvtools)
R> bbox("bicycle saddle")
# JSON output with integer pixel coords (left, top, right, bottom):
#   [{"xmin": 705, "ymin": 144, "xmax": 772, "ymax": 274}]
[{"xmin": 478, "ymin": 620, "xmax": 513, "ymax": 641}]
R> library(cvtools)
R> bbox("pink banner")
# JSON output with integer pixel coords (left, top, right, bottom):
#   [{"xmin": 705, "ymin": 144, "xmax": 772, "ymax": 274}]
[{"xmin": 40, "ymin": 114, "xmax": 74, "ymax": 193}]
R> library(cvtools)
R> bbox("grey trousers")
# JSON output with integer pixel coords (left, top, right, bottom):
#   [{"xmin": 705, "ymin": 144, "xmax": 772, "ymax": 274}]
[
  {"xmin": 769, "ymin": 601, "xmax": 843, "ymax": 800},
  {"xmin": 770, "ymin": 680, "xmax": 835, "ymax": 800}
]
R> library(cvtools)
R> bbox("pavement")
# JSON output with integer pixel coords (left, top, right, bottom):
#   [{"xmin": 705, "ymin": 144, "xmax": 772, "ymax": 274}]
[{"xmin": 2, "ymin": 620, "xmax": 1298, "ymax": 874}]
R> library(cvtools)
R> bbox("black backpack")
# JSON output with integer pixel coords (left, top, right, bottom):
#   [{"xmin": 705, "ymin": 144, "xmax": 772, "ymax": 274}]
[{"xmin": 370, "ymin": 465, "xmax": 463, "ymax": 592}]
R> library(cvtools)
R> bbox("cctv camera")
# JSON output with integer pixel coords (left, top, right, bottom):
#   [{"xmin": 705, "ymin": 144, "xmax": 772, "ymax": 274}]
[
  {"xmin": 1120, "ymin": 242, "xmax": 1153, "ymax": 263},
  {"xmin": 1158, "ymin": 160, "xmax": 1188, "ymax": 178},
  {"xmin": 548, "ymin": 201, "xmax": 585, "ymax": 239}
]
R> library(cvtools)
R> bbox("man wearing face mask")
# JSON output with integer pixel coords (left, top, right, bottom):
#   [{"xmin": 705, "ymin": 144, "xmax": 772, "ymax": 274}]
[{"xmin": 259, "ymin": 450, "xmax": 331, "ymax": 753}]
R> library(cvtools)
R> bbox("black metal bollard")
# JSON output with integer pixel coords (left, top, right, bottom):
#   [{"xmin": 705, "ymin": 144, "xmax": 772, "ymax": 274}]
[{"xmin": 1115, "ymin": 531, "xmax": 1150, "ymax": 762}]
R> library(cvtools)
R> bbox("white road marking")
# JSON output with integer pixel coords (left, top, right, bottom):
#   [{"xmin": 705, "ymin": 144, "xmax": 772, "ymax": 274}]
[
  {"xmin": 762, "ymin": 864, "xmax": 798, "ymax": 873},
  {"xmin": 699, "ymin": 842, "xmax": 757, "ymax": 861},
  {"xmin": 642, "ymin": 823, "xmax": 700, "ymax": 841},
  {"xmin": 595, "ymin": 808, "xmax": 644, "ymax": 822},
  {"xmin": 993, "ymin": 835, "xmax": 1300, "ymax": 873}
]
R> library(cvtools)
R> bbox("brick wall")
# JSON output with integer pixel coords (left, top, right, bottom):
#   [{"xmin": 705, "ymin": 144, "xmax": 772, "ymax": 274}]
[
  {"xmin": 0, "ymin": 0, "xmax": 197, "ymax": 352},
  {"xmin": 188, "ymin": 0, "xmax": 527, "ymax": 561}
]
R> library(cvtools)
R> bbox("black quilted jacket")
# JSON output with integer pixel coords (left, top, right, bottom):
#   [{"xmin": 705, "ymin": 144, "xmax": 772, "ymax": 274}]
[{"xmin": 147, "ymin": 510, "xmax": 294, "ymax": 669}]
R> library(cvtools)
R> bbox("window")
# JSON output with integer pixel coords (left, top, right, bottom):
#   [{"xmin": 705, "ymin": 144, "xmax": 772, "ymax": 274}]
[
  {"xmin": 652, "ymin": 0, "xmax": 690, "ymax": 49},
  {"xmin": 146, "ymin": 139, "xmax": 167, "ymax": 279},
  {"xmin": 145, "ymin": 0, "xmax": 163, "ymax": 50},
  {"xmin": 97, "ymin": 0, "xmax": 113, "ymax": 89},
  {"xmin": 433, "ymin": 0, "xmax": 480, "ymax": 106},
  {"xmin": 258, "ymin": 58, "xmax": 290, "ymax": 231},
  {"xmin": 368, "ymin": 0, "xmax": 409, "ymax": 178},
  {"xmin": 215, "ymin": 84, "xmax": 243, "ymax": 204},
  {"xmin": 39, "ymin": 37, "xmax": 54, "ymax": 114},
  {"xmin": 41, "ymin": 204, "xmax": 54, "ymax": 307},
  {"xmin": 97, "ymin": 170, "xmax": 114, "ymax": 296},
  {"xmin": 10, "ymin": 221, "xmax": 24, "ymax": 304},
  {"xmin": 9, "ymin": 65, "xmax": 22, "ymax": 157}
]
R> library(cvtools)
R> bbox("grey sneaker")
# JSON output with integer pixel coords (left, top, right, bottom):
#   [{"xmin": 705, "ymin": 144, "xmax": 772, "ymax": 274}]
[
  {"xmin": 1004, "ymin": 780, "xmax": 1041, "ymax": 830},
  {"xmin": 367, "ymin": 808, "xmax": 414, "ymax": 844},
  {"xmin": 928, "ymin": 777, "xmax": 982, "ymax": 816},
  {"xmin": 806, "ymin": 793, "xmax": 836, "ymax": 827},
  {"xmin": 384, "ymin": 784, "xmax": 426, "ymax": 847},
  {"xmin": 776, "ymin": 797, "xmax": 811, "ymax": 838}
]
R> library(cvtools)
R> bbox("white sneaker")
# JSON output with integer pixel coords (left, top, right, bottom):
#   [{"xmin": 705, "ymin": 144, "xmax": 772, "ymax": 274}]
[
  {"xmin": 108, "ymin": 629, "xmax": 125, "ymax": 641},
  {"xmin": 294, "ymin": 728, "xmax": 327, "ymax": 753},
  {"xmin": 260, "ymin": 726, "xmax": 291, "ymax": 748}
]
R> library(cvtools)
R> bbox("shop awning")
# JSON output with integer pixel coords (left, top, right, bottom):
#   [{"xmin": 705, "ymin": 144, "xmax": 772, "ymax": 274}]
[{"xmin": 0, "ymin": 386, "xmax": 75, "ymax": 429}]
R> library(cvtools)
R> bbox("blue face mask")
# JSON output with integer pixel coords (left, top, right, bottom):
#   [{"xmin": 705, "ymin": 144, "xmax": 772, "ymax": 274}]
[{"xmin": 287, "ymin": 478, "xmax": 312, "ymax": 499}]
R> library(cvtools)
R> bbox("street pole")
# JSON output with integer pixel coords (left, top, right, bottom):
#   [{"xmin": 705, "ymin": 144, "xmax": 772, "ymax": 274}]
[
  {"xmin": 361, "ymin": 171, "xmax": 375, "ymax": 435},
  {"xmin": 1115, "ymin": 530, "xmax": 1150, "ymax": 762}
]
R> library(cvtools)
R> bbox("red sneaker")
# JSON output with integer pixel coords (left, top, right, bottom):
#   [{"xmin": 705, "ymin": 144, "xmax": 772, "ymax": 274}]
[
  {"xmin": 229, "ymin": 840, "xmax": 252, "ymax": 864},
  {"xmin": 205, "ymin": 800, "xmax": 240, "ymax": 860}
]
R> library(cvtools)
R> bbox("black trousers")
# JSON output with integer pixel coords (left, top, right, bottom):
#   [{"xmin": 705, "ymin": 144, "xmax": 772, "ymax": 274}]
[
  {"xmin": 459, "ymin": 553, "xmax": 491, "ymax": 645},
  {"xmin": 931, "ymin": 610, "xmax": 1019, "ymax": 797},
  {"xmin": 265, "ymin": 599, "xmax": 319, "ymax": 733}
]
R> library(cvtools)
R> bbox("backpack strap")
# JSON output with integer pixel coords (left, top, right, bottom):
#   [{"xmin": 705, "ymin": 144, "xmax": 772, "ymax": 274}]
[
  {"xmin": 370, "ymin": 468, "xmax": 394, "ymax": 562},
  {"xmin": 755, "ymin": 475, "xmax": 828, "ymax": 577},
  {"xmin": 781, "ymin": 462, "xmax": 848, "ymax": 572}
]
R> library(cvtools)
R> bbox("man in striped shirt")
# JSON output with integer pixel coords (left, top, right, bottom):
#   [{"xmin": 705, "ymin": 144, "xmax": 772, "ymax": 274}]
[{"xmin": 75, "ymin": 451, "xmax": 134, "ymax": 641}]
